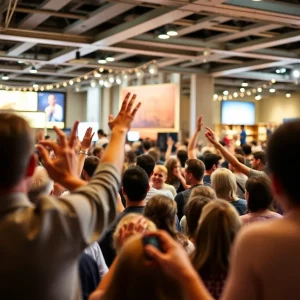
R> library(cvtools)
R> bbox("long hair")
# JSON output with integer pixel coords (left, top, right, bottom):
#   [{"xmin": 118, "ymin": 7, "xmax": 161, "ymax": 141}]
[
  {"xmin": 165, "ymin": 158, "xmax": 180, "ymax": 186},
  {"xmin": 191, "ymin": 199, "xmax": 242, "ymax": 278},
  {"xmin": 101, "ymin": 236, "xmax": 185, "ymax": 300},
  {"xmin": 144, "ymin": 195, "xmax": 188, "ymax": 247},
  {"xmin": 211, "ymin": 168, "xmax": 238, "ymax": 201}
]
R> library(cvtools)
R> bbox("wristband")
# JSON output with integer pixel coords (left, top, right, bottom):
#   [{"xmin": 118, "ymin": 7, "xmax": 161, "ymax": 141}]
[{"xmin": 79, "ymin": 149, "xmax": 88, "ymax": 155}]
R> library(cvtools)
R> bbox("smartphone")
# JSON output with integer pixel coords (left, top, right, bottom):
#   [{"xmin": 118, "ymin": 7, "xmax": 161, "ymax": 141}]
[{"xmin": 142, "ymin": 236, "xmax": 163, "ymax": 255}]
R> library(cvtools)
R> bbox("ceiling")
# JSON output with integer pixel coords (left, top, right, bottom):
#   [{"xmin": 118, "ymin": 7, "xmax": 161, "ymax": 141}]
[{"xmin": 0, "ymin": 0, "xmax": 300, "ymax": 94}]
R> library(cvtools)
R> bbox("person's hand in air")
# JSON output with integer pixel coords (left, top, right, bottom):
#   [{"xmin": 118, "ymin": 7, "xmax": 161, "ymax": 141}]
[
  {"xmin": 205, "ymin": 126, "xmax": 218, "ymax": 145},
  {"xmin": 80, "ymin": 127, "xmax": 95, "ymax": 152},
  {"xmin": 196, "ymin": 116, "xmax": 203, "ymax": 133},
  {"xmin": 108, "ymin": 93, "xmax": 141, "ymax": 131}
]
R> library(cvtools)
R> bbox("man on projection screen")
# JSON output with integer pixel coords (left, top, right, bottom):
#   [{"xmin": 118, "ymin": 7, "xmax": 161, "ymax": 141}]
[{"xmin": 45, "ymin": 94, "xmax": 63, "ymax": 122}]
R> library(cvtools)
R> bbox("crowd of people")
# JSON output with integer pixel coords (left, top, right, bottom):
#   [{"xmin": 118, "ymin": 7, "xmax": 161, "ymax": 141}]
[{"xmin": 1, "ymin": 92, "xmax": 300, "ymax": 300}]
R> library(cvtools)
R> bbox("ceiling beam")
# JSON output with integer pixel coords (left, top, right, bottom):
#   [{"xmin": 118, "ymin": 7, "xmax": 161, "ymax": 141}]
[
  {"xmin": 207, "ymin": 23, "xmax": 282, "ymax": 43},
  {"xmin": 224, "ymin": 71, "xmax": 293, "ymax": 83}
]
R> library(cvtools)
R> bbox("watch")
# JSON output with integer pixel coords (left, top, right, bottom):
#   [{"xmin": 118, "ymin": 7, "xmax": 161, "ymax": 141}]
[{"xmin": 79, "ymin": 149, "xmax": 88, "ymax": 155}]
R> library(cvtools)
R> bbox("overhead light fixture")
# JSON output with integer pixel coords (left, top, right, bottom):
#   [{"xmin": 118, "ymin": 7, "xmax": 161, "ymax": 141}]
[
  {"xmin": 240, "ymin": 88, "xmax": 245, "ymax": 92},
  {"xmin": 269, "ymin": 88, "xmax": 276, "ymax": 93},
  {"xmin": 286, "ymin": 93, "xmax": 291, "ymax": 98},
  {"xmin": 98, "ymin": 58, "xmax": 107, "ymax": 64},
  {"xmin": 223, "ymin": 96, "xmax": 227, "ymax": 100},
  {"xmin": 255, "ymin": 95, "xmax": 262, "ymax": 101},
  {"xmin": 18, "ymin": 60, "xmax": 24, "ymax": 64},
  {"xmin": 33, "ymin": 83, "xmax": 39, "ymax": 88},
  {"xmin": 233, "ymin": 92, "xmax": 238, "ymax": 98},
  {"xmin": 223, "ymin": 90, "xmax": 229, "ymax": 95},
  {"xmin": 292, "ymin": 69, "xmax": 300, "ymax": 79},
  {"xmin": 90, "ymin": 80, "xmax": 97, "ymax": 88},
  {"xmin": 116, "ymin": 76, "xmax": 122, "ymax": 85},
  {"xmin": 276, "ymin": 69, "xmax": 281, "ymax": 74},
  {"xmin": 30, "ymin": 66, "xmax": 37, "ymax": 74},
  {"xmin": 213, "ymin": 94, "xmax": 218, "ymax": 100},
  {"xmin": 2, "ymin": 74, "xmax": 9, "ymax": 80},
  {"xmin": 167, "ymin": 30, "xmax": 178, "ymax": 36},
  {"xmin": 94, "ymin": 71, "xmax": 101, "ymax": 78},
  {"xmin": 148, "ymin": 64, "xmax": 158, "ymax": 75},
  {"xmin": 108, "ymin": 74, "xmax": 115, "ymax": 83},
  {"xmin": 158, "ymin": 33, "xmax": 170, "ymax": 39},
  {"xmin": 241, "ymin": 82, "xmax": 248, "ymax": 87},
  {"xmin": 106, "ymin": 56, "xmax": 115, "ymax": 62},
  {"xmin": 257, "ymin": 87, "xmax": 262, "ymax": 93},
  {"xmin": 271, "ymin": 79, "xmax": 276, "ymax": 83}
]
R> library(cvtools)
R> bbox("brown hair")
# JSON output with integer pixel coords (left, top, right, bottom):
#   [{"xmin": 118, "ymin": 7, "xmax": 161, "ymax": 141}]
[
  {"xmin": 185, "ymin": 159, "xmax": 205, "ymax": 181},
  {"xmin": 190, "ymin": 185, "xmax": 216, "ymax": 200},
  {"xmin": 191, "ymin": 200, "xmax": 242, "ymax": 278},
  {"xmin": 144, "ymin": 195, "xmax": 189, "ymax": 248},
  {"xmin": 101, "ymin": 236, "xmax": 185, "ymax": 300},
  {"xmin": 165, "ymin": 158, "xmax": 180, "ymax": 185},
  {"xmin": 0, "ymin": 113, "xmax": 34, "ymax": 188}
]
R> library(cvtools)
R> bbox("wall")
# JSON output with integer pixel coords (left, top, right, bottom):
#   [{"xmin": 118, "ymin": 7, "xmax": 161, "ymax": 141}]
[
  {"xmin": 257, "ymin": 93, "xmax": 300, "ymax": 123},
  {"xmin": 66, "ymin": 89, "xmax": 87, "ymax": 128}
]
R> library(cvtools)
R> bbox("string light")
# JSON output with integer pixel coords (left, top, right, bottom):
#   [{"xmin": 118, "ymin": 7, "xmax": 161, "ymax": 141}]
[{"xmin": 0, "ymin": 60, "xmax": 159, "ymax": 91}]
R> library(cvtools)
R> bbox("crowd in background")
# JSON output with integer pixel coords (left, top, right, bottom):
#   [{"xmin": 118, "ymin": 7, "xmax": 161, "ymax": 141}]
[{"xmin": 0, "ymin": 93, "xmax": 300, "ymax": 300}]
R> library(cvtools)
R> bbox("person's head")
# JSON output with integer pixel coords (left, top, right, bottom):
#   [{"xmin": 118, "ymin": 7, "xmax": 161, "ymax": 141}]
[
  {"xmin": 241, "ymin": 125, "xmax": 245, "ymax": 130},
  {"xmin": 184, "ymin": 196, "xmax": 212, "ymax": 239},
  {"xmin": 0, "ymin": 113, "xmax": 36, "ymax": 192},
  {"xmin": 241, "ymin": 144, "xmax": 252, "ymax": 156},
  {"xmin": 82, "ymin": 156, "xmax": 100, "ymax": 181},
  {"xmin": 113, "ymin": 214, "xmax": 157, "ymax": 253},
  {"xmin": 144, "ymin": 195, "xmax": 177, "ymax": 239},
  {"xmin": 251, "ymin": 151, "xmax": 267, "ymax": 170},
  {"xmin": 245, "ymin": 176, "xmax": 273, "ymax": 212},
  {"xmin": 122, "ymin": 166, "xmax": 149, "ymax": 202},
  {"xmin": 136, "ymin": 154, "xmax": 155, "ymax": 178},
  {"xmin": 125, "ymin": 150, "xmax": 137, "ymax": 165},
  {"xmin": 165, "ymin": 158, "xmax": 181, "ymax": 184},
  {"xmin": 148, "ymin": 147, "xmax": 161, "ymax": 163},
  {"xmin": 143, "ymin": 140, "xmax": 152, "ymax": 152},
  {"xmin": 48, "ymin": 94, "xmax": 56, "ymax": 106},
  {"xmin": 28, "ymin": 166, "xmax": 54, "ymax": 204},
  {"xmin": 229, "ymin": 154, "xmax": 245, "ymax": 173},
  {"xmin": 177, "ymin": 150, "xmax": 188, "ymax": 168},
  {"xmin": 152, "ymin": 165, "xmax": 168, "ymax": 190},
  {"xmin": 100, "ymin": 235, "xmax": 185, "ymax": 300},
  {"xmin": 203, "ymin": 153, "xmax": 222, "ymax": 174},
  {"xmin": 184, "ymin": 159, "xmax": 205, "ymax": 185},
  {"xmin": 92, "ymin": 147, "xmax": 104, "ymax": 159},
  {"xmin": 190, "ymin": 185, "xmax": 216, "ymax": 200},
  {"xmin": 211, "ymin": 168, "xmax": 238, "ymax": 201},
  {"xmin": 97, "ymin": 129, "xmax": 105, "ymax": 138},
  {"xmin": 191, "ymin": 199, "xmax": 242, "ymax": 277},
  {"xmin": 234, "ymin": 147, "xmax": 245, "ymax": 156}
]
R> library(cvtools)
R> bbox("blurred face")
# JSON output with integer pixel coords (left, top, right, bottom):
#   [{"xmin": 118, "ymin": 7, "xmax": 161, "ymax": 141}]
[
  {"xmin": 152, "ymin": 170, "xmax": 167, "ymax": 188},
  {"xmin": 172, "ymin": 162, "xmax": 181, "ymax": 177},
  {"xmin": 185, "ymin": 171, "xmax": 192, "ymax": 185},
  {"xmin": 251, "ymin": 157, "xmax": 259, "ymax": 169},
  {"xmin": 48, "ymin": 95, "xmax": 56, "ymax": 106}
]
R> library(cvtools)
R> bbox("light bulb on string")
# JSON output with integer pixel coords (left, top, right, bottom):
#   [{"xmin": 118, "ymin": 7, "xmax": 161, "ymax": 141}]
[
  {"xmin": 69, "ymin": 80, "xmax": 74, "ymax": 85},
  {"xmin": 148, "ymin": 64, "xmax": 158, "ymax": 75},
  {"xmin": 76, "ymin": 78, "xmax": 81, "ymax": 83},
  {"xmin": 257, "ymin": 87, "xmax": 262, "ymax": 93},
  {"xmin": 116, "ymin": 76, "xmax": 122, "ymax": 85},
  {"xmin": 108, "ymin": 74, "xmax": 115, "ymax": 83},
  {"xmin": 136, "ymin": 69, "xmax": 145, "ymax": 78},
  {"xmin": 90, "ymin": 80, "xmax": 97, "ymax": 88}
]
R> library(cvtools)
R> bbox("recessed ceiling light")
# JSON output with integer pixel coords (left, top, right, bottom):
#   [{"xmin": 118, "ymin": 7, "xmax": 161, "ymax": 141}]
[
  {"xmin": 240, "ymin": 88, "xmax": 245, "ymax": 92},
  {"xmin": 255, "ymin": 95, "xmax": 262, "ymax": 100},
  {"xmin": 286, "ymin": 93, "xmax": 291, "ymax": 98},
  {"xmin": 98, "ymin": 59, "xmax": 107, "ymax": 64},
  {"xmin": 30, "ymin": 66, "xmax": 37, "ymax": 74},
  {"xmin": 2, "ymin": 74, "xmax": 9, "ymax": 80},
  {"xmin": 241, "ymin": 82, "xmax": 248, "ymax": 87},
  {"xmin": 223, "ymin": 90, "xmax": 229, "ymax": 95},
  {"xmin": 158, "ymin": 34, "xmax": 170, "ymax": 40},
  {"xmin": 292, "ymin": 69, "xmax": 300, "ymax": 79},
  {"xmin": 269, "ymin": 88, "xmax": 276, "ymax": 93},
  {"xmin": 167, "ymin": 30, "xmax": 178, "ymax": 36},
  {"xmin": 106, "ymin": 57, "xmax": 115, "ymax": 62},
  {"xmin": 257, "ymin": 87, "xmax": 262, "ymax": 93}
]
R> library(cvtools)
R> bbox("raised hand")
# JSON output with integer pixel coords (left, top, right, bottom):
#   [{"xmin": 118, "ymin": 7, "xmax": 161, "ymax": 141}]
[
  {"xmin": 80, "ymin": 127, "xmax": 95, "ymax": 151},
  {"xmin": 205, "ymin": 126, "xmax": 218, "ymax": 145},
  {"xmin": 196, "ymin": 116, "xmax": 203, "ymax": 132},
  {"xmin": 108, "ymin": 93, "xmax": 141, "ymax": 131},
  {"xmin": 167, "ymin": 136, "xmax": 174, "ymax": 147},
  {"xmin": 37, "ymin": 121, "xmax": 80, "ymax": 184}
]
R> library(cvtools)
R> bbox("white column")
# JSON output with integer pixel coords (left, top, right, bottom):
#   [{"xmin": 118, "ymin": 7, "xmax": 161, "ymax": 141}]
[
  {"xmin": 190, "ymin": 74, "xmax": 214, "ymax": 137},
  {"xmin": 101, "ymin": 87, "xmax": 111, "ymax": 133},
  {"xmin": 112, "ymin": 85, "xmax": 120, "ymax": 116},
  {"xmin": 86, "ymin": 87, "xmax": 101, "ymax": 123}
]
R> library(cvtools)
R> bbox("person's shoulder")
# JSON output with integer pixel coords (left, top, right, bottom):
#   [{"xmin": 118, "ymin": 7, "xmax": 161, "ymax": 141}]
[{"xmin": 249, "ymin": 169, "xmax": 266, "ymax": 178}]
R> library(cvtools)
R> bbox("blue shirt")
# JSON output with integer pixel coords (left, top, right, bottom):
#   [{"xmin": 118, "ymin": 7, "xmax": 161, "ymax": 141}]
[
  {"xmin": 240, "ymin": 130, "xmax": 247, "ymax": 145},
  {"xmin": 230, "ymin": 199, "xmax": 247, "ymax": 216}
]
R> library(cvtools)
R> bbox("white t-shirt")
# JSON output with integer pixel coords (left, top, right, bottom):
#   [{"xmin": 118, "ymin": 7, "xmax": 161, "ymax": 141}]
[
  {"xmin": 96, "ymin": 137, "xmax": 109, "ymax": 148},
  {"xmin": 45, "ymin": 104, "xmax": 63, "ymax": 122},
  {"xmin": 145, "ymin": 186, "xmax": 174, "ymax": 202}
]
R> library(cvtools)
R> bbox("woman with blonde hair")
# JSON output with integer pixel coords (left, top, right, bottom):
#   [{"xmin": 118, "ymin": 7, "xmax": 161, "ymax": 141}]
[
  {"xmin": 144, "ymin": 195, "xmax": 194, "ymax": 253},
  {"xmin": 152, "ymin": 165, "xmax": 177, "ymax": 197},
  {"xmin": 90, "ymin": 235, "xmax": 186, "ymax": 300},
  {"xmin": 191, "ymin": 199, "xmax": 242, "ymax": 300},
  {"xmin": 211, "ymin": 168, "xmax": 247, "ymax": 215}
]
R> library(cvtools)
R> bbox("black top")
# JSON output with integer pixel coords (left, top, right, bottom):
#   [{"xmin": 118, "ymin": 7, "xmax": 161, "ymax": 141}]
[
  {"xmin": 174, "ymin": 184, "xmax": 203, "ymax": 221},
  {"xmin": 203, "ymin": 175, "xmax": 212, "ymax": 186},
  {"xmin": 99, "ymin": 206, "xmax": 145, "ymax": 267},
  {"xmin": 79, "ymin": 253, "xmax": 100, "ymax": 300}
]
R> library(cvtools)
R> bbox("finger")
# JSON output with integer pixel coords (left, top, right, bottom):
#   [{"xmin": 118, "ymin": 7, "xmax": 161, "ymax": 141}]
[
  {"xmin": 144, "ymin": 245, "xmax": 165, "ymax": 262},
  {"xmin": 127, "ymin": 222, "xmax": 135, "ymax": 232},
  {"xmin": 144, "ymin": 230, "xmax": 174, "ymax": 251},
  {"xmin": 108, "ymin": 114, "xmax": 114, "ymax": 122},
  {"xmin": 131, "ymin": 102, "xmax": 141, "ymax": 118},
  {"xmin": 121, "ymin": 92, "xmax": 131, "ymax": 112},
  {"xmin": 90, "ymin": 132, "xmax": 95, "ymax": 141},
  {"xmin": 205, "ymin": 126, "xmax": 214, "ymax": 134},
  {"xmin": 69, "ymin": 121, "xmax": 80, "ymax": 148},
  {"xmin": 53, "ymin": 126, "xmax": 67, "ymax": 147},
  {"xmin": 126, "ymin": 94, "xmax": 137, "ymax": 113},
  {"xmin": 39, "ymin": 140, "xmax": 60, "ymax": 153},
  {"xmin": 36, "ymin": 145, "xmax": 52, "ymax": 168}
]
